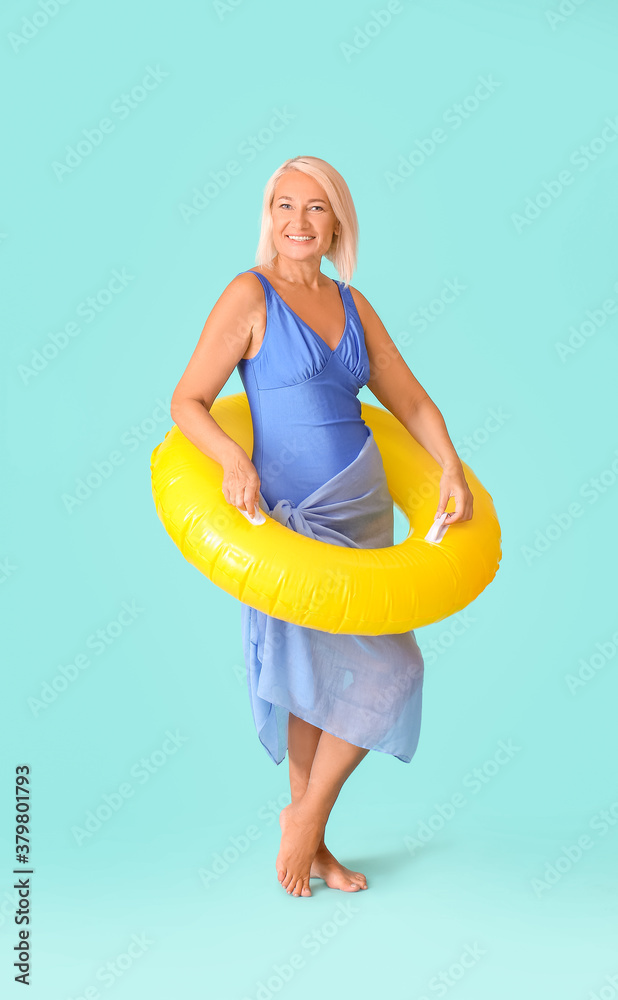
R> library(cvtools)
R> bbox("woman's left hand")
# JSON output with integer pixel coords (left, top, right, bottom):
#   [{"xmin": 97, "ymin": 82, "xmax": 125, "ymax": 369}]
[{"xmin": 435, "ymin": 466, "xmax": 474, "ymax": 524}]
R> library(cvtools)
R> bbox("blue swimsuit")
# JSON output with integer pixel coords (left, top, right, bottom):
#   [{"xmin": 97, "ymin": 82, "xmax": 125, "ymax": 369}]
[{"xmin": 236, "ymin": 269, "xmax": 424, "ymax": 765}]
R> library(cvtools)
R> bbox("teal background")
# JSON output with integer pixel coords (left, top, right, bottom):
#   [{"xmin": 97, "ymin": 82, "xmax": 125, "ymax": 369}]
[{"xmin": 2, "ymin": 0, "xmax": 617, "ymax": 997}]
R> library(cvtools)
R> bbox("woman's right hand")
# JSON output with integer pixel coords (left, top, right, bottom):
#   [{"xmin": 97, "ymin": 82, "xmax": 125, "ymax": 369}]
[{"xmin": 221, "ymin": 448, "xmax": 262, "ymax": 517}]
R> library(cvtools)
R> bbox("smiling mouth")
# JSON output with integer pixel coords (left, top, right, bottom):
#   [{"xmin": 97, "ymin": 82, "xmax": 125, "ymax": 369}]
[{"xmin": 286, "ymin": 235, "xmax": 315, "ymax": 241}]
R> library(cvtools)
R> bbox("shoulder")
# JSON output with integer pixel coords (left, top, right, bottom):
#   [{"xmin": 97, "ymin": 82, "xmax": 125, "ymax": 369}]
[
  {"xmin": 225, "ymin": 269, "xmax": 265, "ymax": 294},
  {"xmin": 344, "ymin": 283, "xmax": 378, "ymax": 325},
  {"xmin": 344, "ymin": 283, "xmax": 395, "ymax": 351},
  {"xmin": 218, "ymin": 270, "xmax": 266, "ymax": 312}
]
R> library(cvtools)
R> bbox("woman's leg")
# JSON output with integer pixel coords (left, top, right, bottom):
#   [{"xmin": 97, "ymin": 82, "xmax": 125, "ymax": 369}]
[
  {"xmin": 287, "ymin": 712, "xmax": 322, "ymax": 804},
  {"xmin": 286, "ymin": 713, "xmax": 369, "ymax": 892},
  {"xmin": 277, "ymin": 714, "xmax": 370, "ymax": 897}
]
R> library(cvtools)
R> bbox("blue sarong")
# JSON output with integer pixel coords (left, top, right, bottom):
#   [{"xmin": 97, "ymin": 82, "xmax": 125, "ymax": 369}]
[{"xmin": 240, "ymin": 426, "xmax": 425, "ymax": 765}]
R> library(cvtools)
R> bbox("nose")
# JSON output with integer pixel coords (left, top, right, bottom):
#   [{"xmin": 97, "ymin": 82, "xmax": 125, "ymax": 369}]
[{"xmin": 286, "ymin": 209, "xmax": 313, "ymax": 227}]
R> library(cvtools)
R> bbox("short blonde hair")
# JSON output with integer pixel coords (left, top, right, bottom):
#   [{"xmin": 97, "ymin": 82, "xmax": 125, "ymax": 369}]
[{"xmin": 255, "ymin": 155, "xmax": 358, "ymax": 288}]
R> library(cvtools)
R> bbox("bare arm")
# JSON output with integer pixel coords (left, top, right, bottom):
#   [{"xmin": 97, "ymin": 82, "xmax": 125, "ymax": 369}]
[
  {"xmin": 170, "ymin": 273, "xmax": 264, "ymax": 517},
  {"xmin": 350, "ymin": 286, "xmax": 474, "ymax": 524}
]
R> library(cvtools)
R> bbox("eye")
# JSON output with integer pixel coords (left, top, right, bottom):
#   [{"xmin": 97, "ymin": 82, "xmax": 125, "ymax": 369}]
[{"xmin": 277, "ymin": 203, "xmax": 324, "ymax": 210}]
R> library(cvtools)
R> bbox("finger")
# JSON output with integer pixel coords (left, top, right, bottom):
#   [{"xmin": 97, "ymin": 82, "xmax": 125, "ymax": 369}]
[
  {"xmin": 447, "ymin": 489, "xmax": 474, "ymax": 524},
  {"xmin": 461, "ymin": 493, "xmax": 474, "ymax": 521},
  {"xmin": 436, "ymin": 489, "xmax": 454, "ymax": 519},
  {"xmin": 435, "ymin": 491, "xmax": 449, "ymax": 519},
  {"xmin": 244, "ymin": 486, "xmax": 255, "ymax": 517},
  {"xmin": 444, "ymin": 491, "xmax": 463, "ymax": 522}
]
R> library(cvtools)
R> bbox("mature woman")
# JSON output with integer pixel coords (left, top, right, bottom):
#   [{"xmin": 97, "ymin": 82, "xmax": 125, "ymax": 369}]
[{"xmin": 170, "ymin": 155, "xmax": 473, "ymax": 899}]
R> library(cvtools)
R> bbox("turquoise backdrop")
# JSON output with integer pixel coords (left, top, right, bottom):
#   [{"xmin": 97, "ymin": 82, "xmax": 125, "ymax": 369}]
[{"xmin": 2, "ymin": 1, "xmax": 617, "ymax": 997}]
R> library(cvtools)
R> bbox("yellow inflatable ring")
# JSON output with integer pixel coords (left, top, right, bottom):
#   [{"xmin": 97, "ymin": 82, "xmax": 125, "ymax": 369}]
[{"xmin": 150, "ymin": 393, "xmax": 501, "ymax": 635}]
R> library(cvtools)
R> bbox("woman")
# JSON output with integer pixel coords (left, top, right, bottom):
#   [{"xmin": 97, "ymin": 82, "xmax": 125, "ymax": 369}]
[{"xmin": 170, "ymin": 155, "xmax": 473, "ymax": 899}]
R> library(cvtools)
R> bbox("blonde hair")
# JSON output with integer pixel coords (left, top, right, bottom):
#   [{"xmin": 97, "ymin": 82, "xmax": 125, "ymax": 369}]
[{"xmin": 255, "ymin": 156, "xmax": 358, "ymax": 288}]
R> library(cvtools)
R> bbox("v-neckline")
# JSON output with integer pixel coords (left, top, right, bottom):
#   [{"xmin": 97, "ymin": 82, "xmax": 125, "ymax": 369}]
[{"xmin": 251, "ymin": 270, "xmax": 348, "ymax": 354}]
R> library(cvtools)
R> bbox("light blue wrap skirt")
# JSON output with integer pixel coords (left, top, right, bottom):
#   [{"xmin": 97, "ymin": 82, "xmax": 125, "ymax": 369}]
[{"xmin": 240, "ymin": 426, "xmax": 424, "ymax": 765}]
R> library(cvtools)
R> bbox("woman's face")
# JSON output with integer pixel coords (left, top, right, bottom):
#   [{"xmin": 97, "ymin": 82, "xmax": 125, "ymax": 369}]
[{"xmin": 270, "ymin": 170, "xmax": 339, "ymax": 266}]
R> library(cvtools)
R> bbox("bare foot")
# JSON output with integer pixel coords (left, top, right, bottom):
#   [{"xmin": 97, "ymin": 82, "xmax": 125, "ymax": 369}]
[
  {"xmin": 276, "ymin": 803, "xmax": 323, "ymax": 897},
  {"xmin": 310, "ymin": 842, "xmax": 368, "ymax": 892}
]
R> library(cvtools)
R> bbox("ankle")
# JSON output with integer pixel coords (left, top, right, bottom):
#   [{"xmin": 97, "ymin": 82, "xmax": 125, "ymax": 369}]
[
  {"xmin": 289, "ymin": 778, "xmax": 311, "ymax": 807},
  {"xmin": 293, "ymin": 796, "xmax": 330, "ymax": 832}
]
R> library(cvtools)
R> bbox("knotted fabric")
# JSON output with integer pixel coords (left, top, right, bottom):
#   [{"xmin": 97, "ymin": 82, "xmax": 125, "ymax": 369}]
[{"xmin": 239, "ymin": 426, "xmax": 425, "ymax": 765}]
